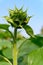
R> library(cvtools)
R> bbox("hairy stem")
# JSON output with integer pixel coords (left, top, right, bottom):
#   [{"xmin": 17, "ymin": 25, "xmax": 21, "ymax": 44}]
[
  {"xmin": 13, "ymin": 44, "xmax": 17, "ymax": 65},
  {"xmin": 13, "ymin": 28, "xmax": 17, "ymax": 65}
]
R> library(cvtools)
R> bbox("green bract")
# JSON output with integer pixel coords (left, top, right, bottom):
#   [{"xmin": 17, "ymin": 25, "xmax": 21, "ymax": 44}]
[{"xmin": 4, "ymin": 7, "xmax": 31, "ymax": 28}]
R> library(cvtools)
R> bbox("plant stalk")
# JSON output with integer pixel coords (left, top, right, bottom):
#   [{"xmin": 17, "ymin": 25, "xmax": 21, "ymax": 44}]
[
  {"xmin": 13, "ymin": 44, "xmax": 17, "ymax": 65},
  {"xmin": 13, "ymin": 28, "xmax": 17, "ymax": 65}
]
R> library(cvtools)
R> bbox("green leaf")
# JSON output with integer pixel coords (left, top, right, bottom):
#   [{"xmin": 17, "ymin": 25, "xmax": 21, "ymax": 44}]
[
  {"xmin": 0, "ymin": 55, "xmax": 12, "ymax": 65},
  {"xmin": 0, "ymin": 39, "xmax": 12, "ymax": 50},
  {"xmin": 15, "ymin": 6, "xmax": 19, "ymax": 12},
  {"xmin": 2, "ymin": 48, "xmax": 12, "ymax": 59},
  {"xmin": 0, "ymin": 30, "xmax": 12, "ymax": 39},
  {"xmin": 17, "ymin": 38, "xmax": 26, "ymax": 49},
  {"xmin": 18, "ymin": 55, "xmax": 28, "ymax": 65},
  {"xmin": 9, "ymin": 9, "xmax": 14, "ymax": 17},
  {"xmin": 18, "ymin": 35, "xmax": 43, "ymax": 65},
  {"xmin": 0, "ymin": 61, "xmax": 10, "ymax": 65},
  {"xmin": 4, "ymin": 16, "xmax": 13, "ymax": 24},
  {"xmin": 23, "ymin": 25, "xmax": 34, "ymax": 37},
  {"xmin": 0, "ymin": 24, "xmax": 10, "ymax": 30},
  {"xmin": 28, "ymin": 47, "xmax": 43, "ymax": 65},
  {"xmin": 4, "ymin": 16, "xmax": 17, "ymax": 27},
  {"xmin": 30, "ymin": 34, "xmax": 43, "ymax": 47},
  {"xmin": 18, "ymin": 39, "xmax": 39, "ymax": 57},
  {"xmin": 25, "ymin": 16, "xmax": 32, "ymax": 24},
  {"xmin": 18, "ymin": 35, "xmax": 43, "ymax": 58}
]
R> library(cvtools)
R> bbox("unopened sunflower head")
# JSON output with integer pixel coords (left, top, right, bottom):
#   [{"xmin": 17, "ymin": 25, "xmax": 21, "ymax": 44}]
[{"xmin": 4, "ymin": 7, "xmax": 32, "ymax": 28}]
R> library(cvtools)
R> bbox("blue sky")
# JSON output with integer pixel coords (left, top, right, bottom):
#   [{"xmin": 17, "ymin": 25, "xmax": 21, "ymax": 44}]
[{"xmin": 0, "ymin": 0, "xmax": 43, "ymax": 37}]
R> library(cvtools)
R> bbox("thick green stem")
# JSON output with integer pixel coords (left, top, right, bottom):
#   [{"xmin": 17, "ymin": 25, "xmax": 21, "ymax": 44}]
[
  {"xmin": 13, "ymin": 28, "xmax": 17, "ymax": 65},
  {"xmin": 13, "ymin": 44, "xmax": 17, "ymax": 65}
]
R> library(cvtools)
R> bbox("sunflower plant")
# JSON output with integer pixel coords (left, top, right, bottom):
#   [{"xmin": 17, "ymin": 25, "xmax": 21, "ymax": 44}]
[{"xmin": 0, "ymin": 7, "xmax": 34, "ymax": 65}]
